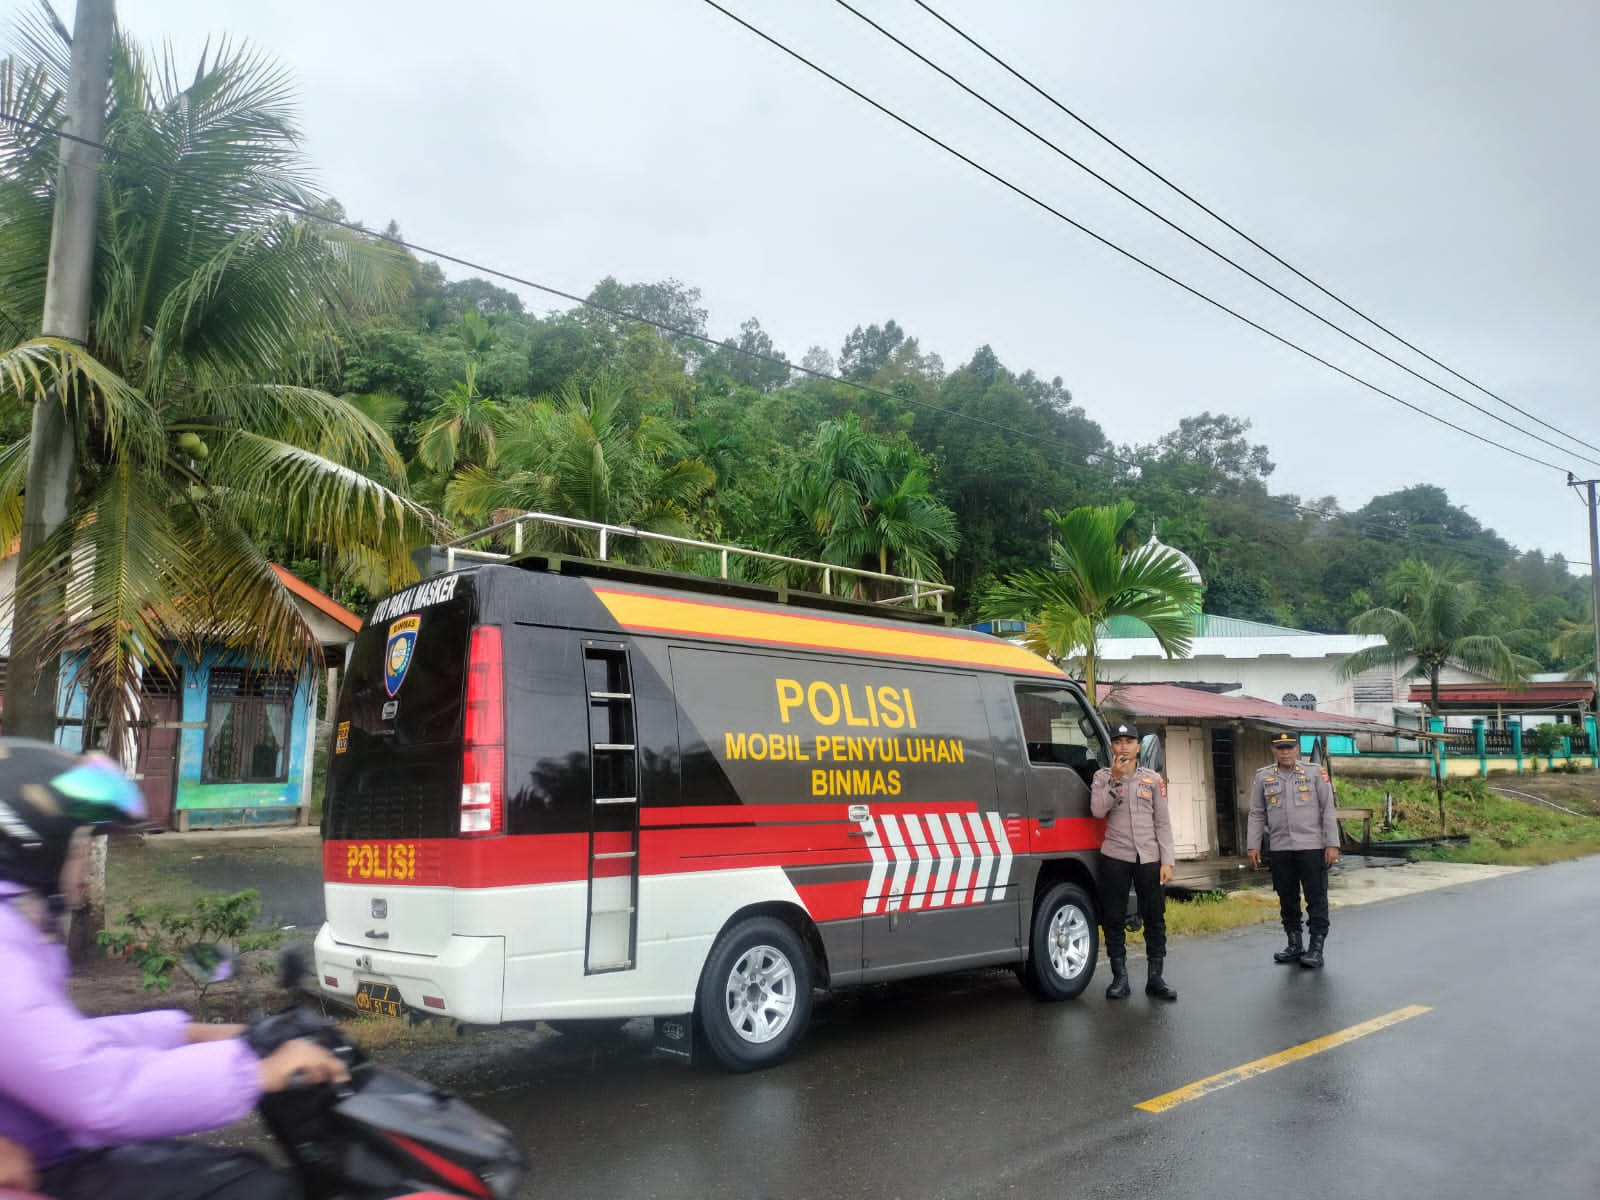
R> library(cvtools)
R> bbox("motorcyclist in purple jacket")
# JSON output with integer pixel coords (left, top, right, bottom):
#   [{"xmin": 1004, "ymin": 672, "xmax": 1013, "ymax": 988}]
[{"xmin": 0, "ymin": 738, "xmax": 347, "ymax": 1200}]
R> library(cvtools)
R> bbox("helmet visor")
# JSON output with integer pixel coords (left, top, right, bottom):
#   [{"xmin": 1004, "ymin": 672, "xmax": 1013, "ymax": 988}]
[{"xmin": 50, "ymin": 753, "xmax": 148, "ymax": 825}]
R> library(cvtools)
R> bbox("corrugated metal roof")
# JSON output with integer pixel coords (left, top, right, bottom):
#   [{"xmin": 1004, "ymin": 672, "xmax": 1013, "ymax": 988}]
[
  {"xmin": 1405, "ymin": 681, "xmax": 1594, "ymax": 705},
  {"xmin": 1102, "ymin": 612, "xmax": 1315, "ymax": 639},
  {"xmin": 1096, "ymin": 682, "xmax": 1392, "ymax": 735}
]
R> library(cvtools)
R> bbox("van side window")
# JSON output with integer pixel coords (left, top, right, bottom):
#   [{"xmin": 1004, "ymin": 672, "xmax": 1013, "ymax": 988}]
[{"xmin": 1015, "ymin": 685, "xmax": 1102, "ymax": 777}]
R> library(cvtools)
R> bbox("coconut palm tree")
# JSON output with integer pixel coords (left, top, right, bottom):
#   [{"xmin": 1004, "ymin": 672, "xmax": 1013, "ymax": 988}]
[
  {"xmin": 771, "ymin": 414, "xmax": 958, "ymax": 598},
  {"xmin": 1337, "ymin": 558, "xmax": 1537, "ymax": 716},
  {"xmin": 1550, "ymin": 614, "xmax": 1596, "ymax": 684},
  {"xmin": 0, "ymin": 11, "xmax": 439, "ymax": 744},
  {"xmin": 415, "ymin": 361, "xmax": 502, "ymax": 478},
  {"xmin": 444, "ymin": 375, "xmax": 714, "ymax": 563},
  {"xmin": 979, "ymin": 502, "xmax": 1202, "ymax": 696}
]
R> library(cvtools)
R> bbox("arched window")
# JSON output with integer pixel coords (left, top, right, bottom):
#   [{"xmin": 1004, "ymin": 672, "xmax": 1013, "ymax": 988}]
[
  {"xmin": 1299, "ymin": 693, "xmax": 1316, "ymax": 710},
  {"xmin": 1280, "ymin": 693, "xmax": 1317, "ymax": 711}
]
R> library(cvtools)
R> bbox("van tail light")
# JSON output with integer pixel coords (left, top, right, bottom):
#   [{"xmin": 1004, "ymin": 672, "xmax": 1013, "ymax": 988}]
[{"xmin": 460, "ymin": 625, "xmax": 505, "ymax": 838}]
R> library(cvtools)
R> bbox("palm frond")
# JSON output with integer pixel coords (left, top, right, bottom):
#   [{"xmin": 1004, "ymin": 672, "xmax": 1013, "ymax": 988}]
[
  {"xmin": 206, "ymin": 430, "xmax": 442, "ymax": 586},
  {"xmin": 170, "ymin": 499, "xmax": 322, "ymax": 674},
  {"xmin": 19, "ymin": 461, "xmax": 190, "ymax": 749},
  {"xmin": 0, "ymin": 337, "xmax": 166, "ymax": 464}
]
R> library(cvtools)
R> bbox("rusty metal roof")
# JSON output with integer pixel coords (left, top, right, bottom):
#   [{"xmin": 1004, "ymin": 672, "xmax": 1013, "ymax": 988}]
[{"xmin": 1404, "ymin": 681, "xmax": 1594, "ymax": 706}]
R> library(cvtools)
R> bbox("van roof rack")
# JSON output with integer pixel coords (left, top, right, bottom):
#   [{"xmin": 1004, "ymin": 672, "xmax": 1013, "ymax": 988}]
[{"xmin": 424, "ymin": 511, "xmax": 957, "ymax": 625}]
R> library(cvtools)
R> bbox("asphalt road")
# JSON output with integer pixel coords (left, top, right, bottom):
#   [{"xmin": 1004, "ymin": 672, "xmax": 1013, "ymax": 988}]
[
  {"xmin": 171, "ymin": 838, "xmax": 1597, "ymax": 1197},
  {"xmin": 427, "ymin": 857, "xmax": 1599, "ymax": 1200}
]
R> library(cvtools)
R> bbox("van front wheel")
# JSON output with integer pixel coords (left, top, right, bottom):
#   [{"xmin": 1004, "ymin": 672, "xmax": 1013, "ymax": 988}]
[
  {"xmin": 696, "ymin": 916, "xmax": 813, "ymax": 1072},
  {"xmin": 1023, "ymin": 882, "xmax": 1098, "ymax": 1000}
]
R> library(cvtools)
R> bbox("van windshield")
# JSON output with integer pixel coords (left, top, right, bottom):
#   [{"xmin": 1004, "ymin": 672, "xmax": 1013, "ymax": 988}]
[{"xmin": 324, "ymin": 582, "xmax": 476, "ymax": 840}]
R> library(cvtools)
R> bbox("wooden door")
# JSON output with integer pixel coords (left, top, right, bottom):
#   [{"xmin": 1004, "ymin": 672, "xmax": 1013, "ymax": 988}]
[
  {"xmin": 136, "ymin": 668, "xmax": 182, "ymax": 829},
  {"xmin": 1162, "ymin": 725, "xmax": 1210, "ymax": 859}
]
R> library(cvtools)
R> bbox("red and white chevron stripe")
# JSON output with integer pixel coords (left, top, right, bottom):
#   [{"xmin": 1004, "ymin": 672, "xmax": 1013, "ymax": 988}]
[{"xmin": 860, "ymin": 809, "xmax": 1014, "ymax": 915}]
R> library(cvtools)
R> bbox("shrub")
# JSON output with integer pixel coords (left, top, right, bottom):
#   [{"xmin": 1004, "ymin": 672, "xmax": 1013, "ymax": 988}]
[{"xmin": 98, "ymin": 889, "xmax": 284, "ymax": 995}]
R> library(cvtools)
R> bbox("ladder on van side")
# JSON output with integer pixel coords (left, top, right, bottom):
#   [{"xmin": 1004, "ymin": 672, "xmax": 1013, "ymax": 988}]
[{"xmin": 582, "ymin": 642, "xmax": 640, "ymax": 973}]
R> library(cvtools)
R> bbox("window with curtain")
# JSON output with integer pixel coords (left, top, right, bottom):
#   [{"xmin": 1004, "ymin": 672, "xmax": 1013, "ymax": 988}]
[{"xmin": 203, "ymin": 668, "xmax": 296, "ymax": 783}]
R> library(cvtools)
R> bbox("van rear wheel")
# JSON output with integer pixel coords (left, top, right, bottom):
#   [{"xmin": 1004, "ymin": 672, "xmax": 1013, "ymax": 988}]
[
  {"xmin": 696, "ymin": 916, "xmax": 813, "ymax": 1072},
  {"xmin": 1023, "ymin": 882, "xmax": 1098, "ymax": 1000}
]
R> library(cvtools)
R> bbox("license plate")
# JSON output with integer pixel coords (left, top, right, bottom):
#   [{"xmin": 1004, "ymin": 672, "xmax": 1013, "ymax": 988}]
[{"xmin": 355, "ymin": 980, "xmax": 404, "ymax": 1018}]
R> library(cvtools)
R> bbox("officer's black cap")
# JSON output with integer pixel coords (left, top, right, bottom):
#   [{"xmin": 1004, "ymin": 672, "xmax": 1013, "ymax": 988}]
[
  {"xmin": 1269, "ymin": 731, "xmax": 1298, "ymax": 746},
  {"xmin": 1109, "ymin": 721, "xmax": 1140, "ymax": 740}
]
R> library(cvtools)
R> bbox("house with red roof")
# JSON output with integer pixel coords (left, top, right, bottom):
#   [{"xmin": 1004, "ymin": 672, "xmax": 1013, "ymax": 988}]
[{"xmin": 0, "ymin": 554, "xmax": 359, "ymax": 829}]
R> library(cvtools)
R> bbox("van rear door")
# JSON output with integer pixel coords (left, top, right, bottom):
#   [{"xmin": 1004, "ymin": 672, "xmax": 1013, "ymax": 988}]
[{"xmin": 322, "ymin": 573, "xmax": 477, "ymax": 956}]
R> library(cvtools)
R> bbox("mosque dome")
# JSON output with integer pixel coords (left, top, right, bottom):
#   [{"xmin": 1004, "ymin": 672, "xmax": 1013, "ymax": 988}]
[{"xmin": 1144, "ymin": 528, "xmax": 1203, "ymax": 588}]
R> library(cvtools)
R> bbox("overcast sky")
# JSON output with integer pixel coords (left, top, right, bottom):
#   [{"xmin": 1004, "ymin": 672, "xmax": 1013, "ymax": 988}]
[{"xmin": 98, "ymin": 0, "xmax": 1600, "ymax": 566}]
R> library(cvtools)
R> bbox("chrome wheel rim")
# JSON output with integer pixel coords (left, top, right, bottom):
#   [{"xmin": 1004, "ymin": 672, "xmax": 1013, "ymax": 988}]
[
  {"xmin": 1048, "ymin": 903, "xmax": 1091, "ymax": 980},
  {"xmin": 723, "ymin": 942, "xmax": 797, "ymax": 1044}
]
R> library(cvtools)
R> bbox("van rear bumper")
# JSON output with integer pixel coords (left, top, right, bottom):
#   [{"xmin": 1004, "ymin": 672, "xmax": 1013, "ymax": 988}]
[{"xmin": 314, "ymin": 923, "xmax": 505, "ymax": 1024}]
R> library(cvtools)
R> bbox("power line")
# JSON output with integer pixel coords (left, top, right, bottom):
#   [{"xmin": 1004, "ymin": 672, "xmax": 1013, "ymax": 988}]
[
  {"xmin": 0, "ymin": 111, "xmax": 1584, "ymax": 571},
  {"xmin": 908, "ymin": 0, "xmax": 1600, "ymax": 460},
  {"xmin": 826, "ymin": 0, "xmax": 1600, "ymax": 470},
  {"xmin": 696, "ymin": 0, "xmax": 1574, "ymax": 475}
]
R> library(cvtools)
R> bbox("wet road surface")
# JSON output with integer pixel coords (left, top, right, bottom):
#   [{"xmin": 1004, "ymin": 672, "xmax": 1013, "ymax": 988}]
[{"xmin": 427, "ymin": 857, "xmax": 1598, "ymax": 1199}]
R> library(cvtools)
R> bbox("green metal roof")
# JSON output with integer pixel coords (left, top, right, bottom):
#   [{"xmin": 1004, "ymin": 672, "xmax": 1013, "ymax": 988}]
[{"xmin": 1101, "ymin": 612, "xmax": 1313, "ymax": 640}]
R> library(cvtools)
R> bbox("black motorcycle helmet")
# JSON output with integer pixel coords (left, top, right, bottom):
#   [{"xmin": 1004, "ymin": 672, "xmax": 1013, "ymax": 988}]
[{"xmin": 0, "ymin": 738, "xmax": 147, "ymax": 895}]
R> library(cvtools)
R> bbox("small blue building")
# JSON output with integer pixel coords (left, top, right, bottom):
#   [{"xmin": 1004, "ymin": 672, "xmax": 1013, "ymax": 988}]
[{"xmin": 2, "ymin": 561, "xmax": 360, "ymax": 830}]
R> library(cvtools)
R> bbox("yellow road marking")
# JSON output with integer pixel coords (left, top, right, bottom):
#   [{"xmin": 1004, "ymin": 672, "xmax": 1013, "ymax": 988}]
[{"xmin": 1135, "ymin": 1004, "xmax": 1431, "ymax": 1113}]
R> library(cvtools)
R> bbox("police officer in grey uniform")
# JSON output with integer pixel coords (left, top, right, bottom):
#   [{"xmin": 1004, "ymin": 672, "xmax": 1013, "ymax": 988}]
[
  {"xmin": 1090, "ymin": 721, "xmax": 1177, "ymax": 1001},
  {"xmin": 1246, "ymin": 731, "xmax": 1340, "ymax": 968}
]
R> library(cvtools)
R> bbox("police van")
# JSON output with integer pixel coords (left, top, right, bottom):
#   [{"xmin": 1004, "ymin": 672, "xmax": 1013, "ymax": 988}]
[{"xmin": 315, "ymin": 514, "xmax": 1111, "ymax": 1071}]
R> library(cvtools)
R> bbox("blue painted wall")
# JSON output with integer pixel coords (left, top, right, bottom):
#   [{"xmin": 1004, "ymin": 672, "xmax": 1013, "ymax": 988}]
[{"xmin": 52, "ymin": 647, "xmax": 315, "ymax": 828}]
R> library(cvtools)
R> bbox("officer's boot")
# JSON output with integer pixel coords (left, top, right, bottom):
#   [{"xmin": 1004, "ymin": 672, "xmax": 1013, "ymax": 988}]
[
  {"xmin": 1273, "ymin": 929, "xmax": 1304, "ymax": 964},
  {"xmin": 1299, "ymin": 933, "xmax": 1326, "ymax": 969},
  {"xmin": 1144, "ymin": 956, "xmax": 1177, "ymax": 1001},
  {"xmin": 1105, "ymin": 955, "xmax": 1131, "ymax": 999}
]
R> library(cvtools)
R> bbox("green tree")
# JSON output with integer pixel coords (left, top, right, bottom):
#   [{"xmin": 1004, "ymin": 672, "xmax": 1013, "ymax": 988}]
[
  {"xmin": 414, "ymin": 361, "xmax": 502, "ymax": 477},
  {"xmin": 1337, "ymin": 559, "xmax": 1537, "ymax": 716},
  {"xmin": 445, "ymin": 376, "xmax": 713, "ymax": 562},
  {"xmin": 699, "ymin": 316, "xmax": 791, "ymax": 393},
  {"xmin": 1549, "ymin": 613, "xmax": 1596, "ymax": 681},
  {"xmin": 0, "ymin": 15, "xmax": 437, "ymax": 744},
  {"xmin": 771, "ymin": 413, "xmax": 958, "ymax": 599},
  {"xmin": 979, "ymin": 502, "xmax": 1202, "ymax": 696}
]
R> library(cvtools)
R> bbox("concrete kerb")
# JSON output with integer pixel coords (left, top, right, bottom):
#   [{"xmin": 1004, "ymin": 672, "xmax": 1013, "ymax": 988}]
[{"xmin": 134, "ymin": 824, "xmax": 321, "ymax": 847}]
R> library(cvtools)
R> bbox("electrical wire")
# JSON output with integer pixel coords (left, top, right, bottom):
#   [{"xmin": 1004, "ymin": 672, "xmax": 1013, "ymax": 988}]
[
  {"xmin": 909, "ymin": 0, "xmax": 1600, "ymax": 460},
  {"xmin": 696, "ymin": 0, "xmax": 1574, "ymax": 475},
  {"xmin": 827, "ymin": 0, "xmax": 1600, "ymax": 469}
]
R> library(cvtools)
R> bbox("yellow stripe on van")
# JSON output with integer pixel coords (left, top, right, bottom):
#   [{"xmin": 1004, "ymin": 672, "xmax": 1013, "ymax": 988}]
[{"xmin": 593, "ymin": 587, "xmax": 1062, "ymax": 677}]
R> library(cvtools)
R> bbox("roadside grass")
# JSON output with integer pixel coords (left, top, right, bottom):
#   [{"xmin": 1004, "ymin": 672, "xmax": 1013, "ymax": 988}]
[
  {"xmin": 339, "ymin": 1012, "xmax": 464, "ymax": 1051},
  {"xmin": 1124, "ymin": 890, "xmax": 1280, "ymax": 945},
  {"xmin": 106, "ymin": 834, "xmax": 211, "ymax": 914},
  {"xmin": 1483, "ymin": 770, "xmax": 1600, "ymax": 815},
  {"xmin": 1336, "ymin": 775, "xmax": 1600, "ymax": 865}
]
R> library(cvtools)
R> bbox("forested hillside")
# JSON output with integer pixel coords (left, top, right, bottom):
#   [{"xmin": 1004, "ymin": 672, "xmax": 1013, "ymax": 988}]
[{"xmin": 303, "ymin": 245, "xmax": 1591, "ymax": 673}]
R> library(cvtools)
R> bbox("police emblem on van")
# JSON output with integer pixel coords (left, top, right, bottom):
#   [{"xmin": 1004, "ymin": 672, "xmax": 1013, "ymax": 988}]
[{"xmin": 384, "ymin": 616, "xmax": 420, "ymax": 697}]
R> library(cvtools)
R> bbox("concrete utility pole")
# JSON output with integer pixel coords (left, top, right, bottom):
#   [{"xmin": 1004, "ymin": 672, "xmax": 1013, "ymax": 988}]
[
  {"xmin": 1572, "ymin": 475, "xmax": 1600, "ymax": 716},
  {"xmin": 8, "ymin": 0, "xmax": 114, "ymax": 741}
]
